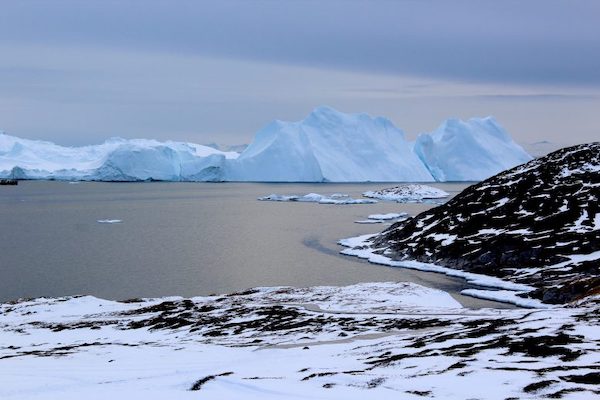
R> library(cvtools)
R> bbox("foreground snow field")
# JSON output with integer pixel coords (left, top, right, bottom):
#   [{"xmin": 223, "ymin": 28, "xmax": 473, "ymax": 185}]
[
  {"xmin": 0, "ymin": 107, "xmax": 531, "ymax": 182},
  {"xmin": 1, "ymin": 283, "xmax": 598, "ymax": 400}
]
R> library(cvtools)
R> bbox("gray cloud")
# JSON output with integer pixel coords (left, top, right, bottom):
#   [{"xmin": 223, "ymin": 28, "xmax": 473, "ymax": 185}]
[
  {"xmin": 0, "ymin": 0, "xmax": 599, "ymax": 147},
  {"xmin": 1, "ymin": 0, "xmax": 599, "ymax": 86}
]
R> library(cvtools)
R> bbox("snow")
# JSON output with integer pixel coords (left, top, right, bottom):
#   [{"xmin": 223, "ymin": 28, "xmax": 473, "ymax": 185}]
[
  {"xmin": 426, "ymin": 233, "xmax": 457, "ymax": 246},
  {"xmin": 363, "ymin": 184, "xmax": 449, "ymax": 202},
  {"xmin": 338, "ymin": 234, "xmax": 546, "ymax": 308},
  {"xmin": 1, "ymin": 109, "xmax": 532, "ymax": 183},
  {"xmin": 414, "ymin": 117, "xmax": 532, "ymax": 181},
  {"xmin": 1, "ymin": 285, "xmax": 597, "ymax": 400},
  {"xmin": 258, "ymin": 193, "xmax": 377, "ymax": 204},
  {"xmin": 460, "ymin": 289, "xmax": 547, "ymax": 308}
]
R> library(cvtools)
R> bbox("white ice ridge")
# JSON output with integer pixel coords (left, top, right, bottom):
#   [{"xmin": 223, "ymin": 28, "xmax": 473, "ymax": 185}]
[
  {"xmin": 96, "ymin": 219, "xmax": 122, "ymax": 224},
  {"xmin": 363, "ymin": 184, "xmax": 449, "ymax": 202},
  {"xmin": 0, "ymin": 107, "xmax": 532, "ymax": 182},
  {"xmin": 258, "ymin": 193, "xmax": 377, "ymax": 204}
]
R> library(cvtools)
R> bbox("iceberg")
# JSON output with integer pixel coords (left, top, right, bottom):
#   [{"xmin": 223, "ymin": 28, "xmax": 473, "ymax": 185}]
[
  {"xmin": 226, "ymin": 106, "xmax": 434, "ymax": 182},
  {"xmin": 414, "ymin": 117, "xmax": 532, "ymax": 181},
  {"xmin": 0, "ymin": 134, "xmax": 238, "ymax": 181},
  {"xmin": 0, "ymin": 108, "xmax": 532, "ymax": 182}
]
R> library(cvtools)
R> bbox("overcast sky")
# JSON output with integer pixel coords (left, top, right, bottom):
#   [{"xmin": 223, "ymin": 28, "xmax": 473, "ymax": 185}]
[{"xmin": 0, "ymin": 0, "xmax": 599, "ymax": 146}]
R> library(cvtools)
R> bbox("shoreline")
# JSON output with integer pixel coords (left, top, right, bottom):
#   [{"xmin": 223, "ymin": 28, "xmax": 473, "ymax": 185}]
[{"xmin": 339, "ymin": 233, "xmax": 548, "ymax": 309}]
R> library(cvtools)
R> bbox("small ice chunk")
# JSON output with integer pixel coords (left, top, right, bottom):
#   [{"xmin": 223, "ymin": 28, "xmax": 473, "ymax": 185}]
[
  {"xmin": 97, "ymin": 219, "xmax": 122, "ymax": 224},
  {"xmin": 367, "ymin": 213, "xmax": 408, "ymax": 220}
]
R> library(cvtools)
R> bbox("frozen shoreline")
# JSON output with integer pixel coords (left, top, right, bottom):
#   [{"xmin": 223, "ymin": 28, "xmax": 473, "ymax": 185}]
[{"xmin": 338, "ymin": 233, "xmax": 548, "ymax": 308}]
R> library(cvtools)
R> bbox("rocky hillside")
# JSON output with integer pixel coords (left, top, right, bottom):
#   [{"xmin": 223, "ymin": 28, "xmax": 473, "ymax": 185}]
[{"xmin": 375, "ymin": 143, "xmax": 600, "ymax": 304}]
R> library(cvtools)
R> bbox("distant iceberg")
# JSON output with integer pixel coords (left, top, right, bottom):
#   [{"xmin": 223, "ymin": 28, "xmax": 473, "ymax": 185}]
[
  {"xmin": 0, "ymin": 134, "xmax": 238, "ymax": 182},
  {"xmin": 414, "ymin": 117, "xmax": 532, "ymax": 181},
  {"xmin": 0, "ymin": 107, "xmax": 532, "ymax": 182},
  {"xmin": 226, "ymin": 106, "xmax": 434, "ymax": 182}
]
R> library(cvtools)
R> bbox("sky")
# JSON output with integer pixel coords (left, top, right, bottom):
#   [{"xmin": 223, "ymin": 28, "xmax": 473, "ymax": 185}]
[{"xmin": 0, "ymin": 0, "xmax": 599, "ymax": 147}]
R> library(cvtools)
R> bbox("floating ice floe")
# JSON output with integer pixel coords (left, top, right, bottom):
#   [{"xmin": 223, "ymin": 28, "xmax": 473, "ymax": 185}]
[
  {"xmin": 97, "ymin": 219, "xmax": 122, "ymax": 224},
  {"xmin": 355, "ymin": 212, "xmax": 409, "ymax": 224},
  {"xmin": 363, "ymin": 184, "xmax": 449, "ymax": 202},
  {"xmin": 367, "ymin": 213, "xmax": 408, "ymax": 220},
  {"xmin": 258, "ymin": 193, "xmax": 377, "ymax": 205}
]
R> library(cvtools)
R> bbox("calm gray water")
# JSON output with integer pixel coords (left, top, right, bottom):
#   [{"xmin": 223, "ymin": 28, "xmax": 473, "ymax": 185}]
[{"xmin": 0, "ymin": 181, "xmax": 512, "ymax": 308}]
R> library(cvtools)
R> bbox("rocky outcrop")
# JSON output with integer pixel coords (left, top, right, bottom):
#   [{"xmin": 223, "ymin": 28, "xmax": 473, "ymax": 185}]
[{"xmin": 375, "ymin": 143, "xmax": 600, "ymax": 304}]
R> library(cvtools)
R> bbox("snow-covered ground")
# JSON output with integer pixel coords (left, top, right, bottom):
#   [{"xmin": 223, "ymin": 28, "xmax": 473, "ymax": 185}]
[
  {"xmin": 1, "ymin": 284, "xmax": 598, "ymax": 400},
  {"xmin": 1, "ymin": 107, "xmax": 532, "ymax": 182}
]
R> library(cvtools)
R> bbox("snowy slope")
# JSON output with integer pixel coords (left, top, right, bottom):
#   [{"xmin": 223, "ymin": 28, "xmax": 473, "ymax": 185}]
[
  {"xmin": 1, "ymin": 286, "xmax": 598, "ymax": 399},
  {"xmin": 0, "ymin": 134, "xmax": 238, "ymax": 181},
  {"xmin": 226, "ymin": 106, "xmax": 435, "ymax": 182},
  {"xmin": 414, "ymin": 117, "xmax": 532, "ymax": 181}
]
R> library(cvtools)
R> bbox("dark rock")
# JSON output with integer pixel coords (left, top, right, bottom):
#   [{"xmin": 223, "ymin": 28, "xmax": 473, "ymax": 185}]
[{"xmin": 373, "ymin": 143, "xmax": 600, "ymax": 304}]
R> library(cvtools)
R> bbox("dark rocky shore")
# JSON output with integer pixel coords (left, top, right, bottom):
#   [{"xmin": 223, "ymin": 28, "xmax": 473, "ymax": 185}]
[{"xmin": 375, "ymin": 143, "xmax": 600, "ymax": 304}]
